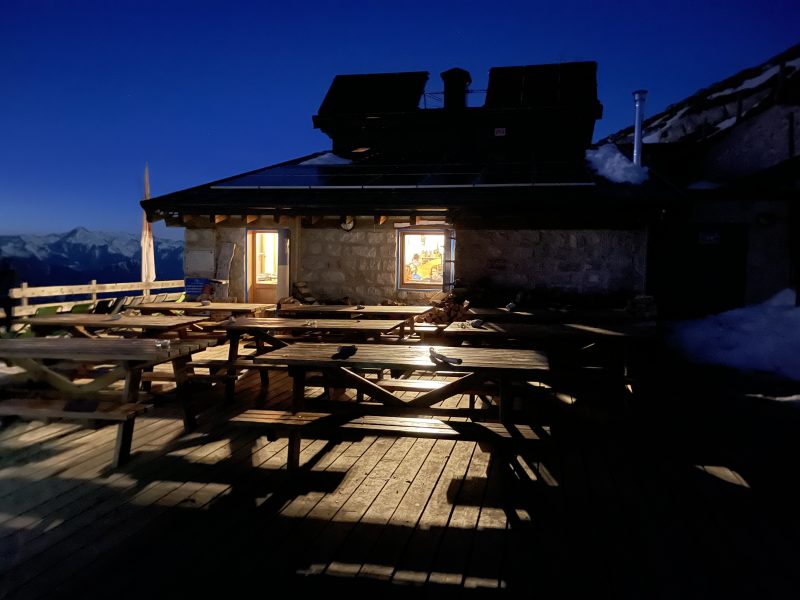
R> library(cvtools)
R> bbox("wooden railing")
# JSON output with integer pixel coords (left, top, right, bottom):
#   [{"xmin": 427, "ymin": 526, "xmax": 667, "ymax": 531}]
[{"xmin": 3, "ymin": 279, "xmax": 185, "ymax": 317}]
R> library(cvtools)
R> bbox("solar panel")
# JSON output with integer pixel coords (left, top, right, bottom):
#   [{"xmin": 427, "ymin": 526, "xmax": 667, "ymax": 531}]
[
  {"xmin": 317, "ymin": 72, "xmax": 430, "ymax": 115},
  {"xmin": 210, "ymin": 153, "xmax": 595, "ymax": 190},
  {"xmin": 485, "ymin": 62, "xmax": 599, "ymax": 109}
]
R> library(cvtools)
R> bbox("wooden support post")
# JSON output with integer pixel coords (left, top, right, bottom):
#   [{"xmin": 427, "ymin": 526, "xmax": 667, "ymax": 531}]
[
  {"xmin": 20, "ymin": 282, "xmax": 28, "ymax": 307},
  {"xmin": 90, "ymin": 280, "xmax": 97, "ymax": 303}
]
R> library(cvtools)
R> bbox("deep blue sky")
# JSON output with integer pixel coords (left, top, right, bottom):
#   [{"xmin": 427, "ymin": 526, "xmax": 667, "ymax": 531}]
[{"xmin": 1, "ymin": 0, "xmax": 798, "ymax": 240}]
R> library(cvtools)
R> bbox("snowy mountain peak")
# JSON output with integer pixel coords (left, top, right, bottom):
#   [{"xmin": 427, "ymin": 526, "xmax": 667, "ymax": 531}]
[{"xmin": 0, "ymin": 228, "xmax": 184, "ymax": 286}]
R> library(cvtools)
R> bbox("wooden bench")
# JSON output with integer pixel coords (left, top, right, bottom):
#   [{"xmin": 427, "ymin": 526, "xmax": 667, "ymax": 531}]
[
  {"xmin": 185, "ymin": 358, "xmax": 284, "ymax": 402},
  {"xmin": 0, "ymin": 398, "xmax": 149, "ymax": 468},
  {"xmin": 231, "ymin": 408, "xmax": 545, "ymax": 470}
]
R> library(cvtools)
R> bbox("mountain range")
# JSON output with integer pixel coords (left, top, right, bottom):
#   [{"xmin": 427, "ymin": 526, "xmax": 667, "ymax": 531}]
[{"xmin": 0, "ymin": 227, "xmax": 183, "ymax": 286}]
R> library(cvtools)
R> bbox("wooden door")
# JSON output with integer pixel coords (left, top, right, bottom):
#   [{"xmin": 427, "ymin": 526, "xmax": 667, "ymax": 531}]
[{"xmin": 247, "ymin": 230, "xmax": 279, "ymax": 304}]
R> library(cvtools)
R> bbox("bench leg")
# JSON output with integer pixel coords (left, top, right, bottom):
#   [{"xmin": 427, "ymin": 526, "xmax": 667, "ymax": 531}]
[{"xmin": 112, "ymin": 419, "xmax": 135, "ymax": 468}]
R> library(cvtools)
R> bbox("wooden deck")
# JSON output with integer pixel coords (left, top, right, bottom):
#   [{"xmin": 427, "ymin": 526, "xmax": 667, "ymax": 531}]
[{"xmin": 2, "ymin": 344, "xmax": 800, "ymax": 598}]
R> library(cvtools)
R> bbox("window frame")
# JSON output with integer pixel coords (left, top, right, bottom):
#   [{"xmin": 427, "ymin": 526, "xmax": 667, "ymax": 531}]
[{"xmin": 396, "ymin": 228, "xmax": 450, "ymax": 291}]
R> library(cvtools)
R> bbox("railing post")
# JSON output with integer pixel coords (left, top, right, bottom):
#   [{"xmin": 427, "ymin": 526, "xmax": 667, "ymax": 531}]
[
  {"xmin": 20, "ymin": 282, "xmax": 28, "ymax": 307},
  {"xmin": 90, "ymin": 280, "xmax": 97, "ymax": 303}
]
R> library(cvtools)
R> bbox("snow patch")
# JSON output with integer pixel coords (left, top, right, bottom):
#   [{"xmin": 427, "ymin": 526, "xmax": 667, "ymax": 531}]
[
  {"xmin": 668, "ymin": 288, "xmax": 800, "ymax": 381},
  {"xmin": 299, "ymin": 152, "xmax": 352, "ymax": 166},
  {"xmin": 715, "ymin": 115, "xmax": 737, "ymax": 131},
  {"xmin": 585, "ymin": 144, "xmax": 649, "ymax": 185},
  {"xmin": 707, "ymin": 65, "xmax": 781, "ymax": 100}
]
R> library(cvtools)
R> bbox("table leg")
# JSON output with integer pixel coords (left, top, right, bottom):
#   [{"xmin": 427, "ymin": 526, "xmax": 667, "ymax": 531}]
[
  {"xmin": 172, "ymin": 355, "xmax": 196, "ymax": 432},
  {"xmin": 122, "ymin": 363, "xmax": 142, "ymax": 404},
  {"xmin": 288, "ymin": 368, "xmax": 306, "ymax": 471},
  {"xmin": 111, "ymin": 419, "xmax": 136, "ymax": 468},
  {"xmin": 499, "ymin": 376, "xmax": 513, "ymax": 423},
  {"xmin": 225, "ymin": 331, "xmax": 241, "ymax": 403},
  {"xmin": 287, "ymin": 431, "xmax": 301, "ymax": 471},
  {"xmin": 290, "ymin": 367, "xmax": 306, "ymax": 412}
]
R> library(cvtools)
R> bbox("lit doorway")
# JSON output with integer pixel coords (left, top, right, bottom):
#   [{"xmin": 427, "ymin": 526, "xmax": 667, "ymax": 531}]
[{"xmin": 247, "ymin": 230, "xmax": 280, "ymax": 304}]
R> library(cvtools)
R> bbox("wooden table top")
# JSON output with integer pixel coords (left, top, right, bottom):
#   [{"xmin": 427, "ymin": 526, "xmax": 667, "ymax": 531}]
[
  {"xmin": 254, "ymin": 342, "xmax": 549, "ymax": 374},
  {"xmin": 277, "ymin": 304, "xmax": 432, "ymax": 317},
  {"xmin": 224, "ymin": 317, "xmax": 406, "ymax": 333},
  {"xmin": 138, "ymin": 302, "xmax": 276, "ymax": 315},
  {"xmin": 24, "ymin": 314, "xmax": 207, "ymax": 330},
  {"xmin": 444, "ymin": 320, "xmax": 657, "ymax": 340},
  {"xmin": 0, "ymin": 337, "xmax": 211, "ymax": 362},
  {"xmin": 466, "ymin": 306, "xmax": 644, "ymax": 323}
]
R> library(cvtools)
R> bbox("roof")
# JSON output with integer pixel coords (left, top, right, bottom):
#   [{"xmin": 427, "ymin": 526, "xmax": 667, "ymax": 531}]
[
  {"xmin": 605, "ymin": 43, "xmax": 800, "ymax": 145},
  {"xmin": 141, "ymin": 149, "xmax": 677, "ymax": 227},
  {"xmin": 140, "ymin": 59, "xmax": 676, "ymax": 227}
]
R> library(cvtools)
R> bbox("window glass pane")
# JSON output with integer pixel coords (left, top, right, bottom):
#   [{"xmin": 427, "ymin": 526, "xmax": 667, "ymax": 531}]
[
  {"xmin": 401, "ymin": 232, "xmax": 445, "ymax": 286},
  {"xmin": 255, "ymin": 232, "xmax": 278, "ymax": 284}
]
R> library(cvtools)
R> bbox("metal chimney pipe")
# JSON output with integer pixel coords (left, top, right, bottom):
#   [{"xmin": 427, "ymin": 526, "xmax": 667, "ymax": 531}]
[{"xmin": 633, "ymin": 89, "xmax": 648, "ymax": 167}]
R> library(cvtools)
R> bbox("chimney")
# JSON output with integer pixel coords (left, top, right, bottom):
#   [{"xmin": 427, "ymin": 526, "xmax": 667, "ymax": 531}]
[
  {"xmin": 633, "ymin": 89, "xmax": 647, "ymax": 166},
  {"xmin": 440, "ymin": 68, "xmax": 472, "ymax": 109}
]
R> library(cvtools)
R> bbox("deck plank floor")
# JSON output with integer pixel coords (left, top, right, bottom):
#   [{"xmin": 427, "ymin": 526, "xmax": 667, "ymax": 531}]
[{"xmin": 2, "ymin": 342, "xmax": 800, "ymax": 598}]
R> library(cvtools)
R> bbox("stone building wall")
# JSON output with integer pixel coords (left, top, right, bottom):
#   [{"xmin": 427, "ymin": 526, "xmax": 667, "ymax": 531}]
[
  {"xmin": 455, "ymin": 229, "xmax": 647, "ymax": 296},
  {"xmin": 183, "ymin": 227, "xmax": 246, "ymax": 301},
  {"xmin": 184, "ymin": 223, "xmax": 648, "ymax": 305},
  {"xmin": 298, "ymin": 226, "xmax": 435, "ymax": 304}
]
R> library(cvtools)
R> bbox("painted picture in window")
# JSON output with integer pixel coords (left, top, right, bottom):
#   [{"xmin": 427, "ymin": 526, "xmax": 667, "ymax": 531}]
[{"xmin": 401, "ymin": 232, "xmax": 445, "ymax": 287}]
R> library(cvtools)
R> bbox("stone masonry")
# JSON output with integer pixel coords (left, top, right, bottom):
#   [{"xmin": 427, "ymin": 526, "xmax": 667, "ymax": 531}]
[
  {"xmin": 456, "ymin": 229, "xmax": 647, "ymax": 295},
  {"xmin": 299, "ymin": 227, "xmax": 434, "ymax": 304}
]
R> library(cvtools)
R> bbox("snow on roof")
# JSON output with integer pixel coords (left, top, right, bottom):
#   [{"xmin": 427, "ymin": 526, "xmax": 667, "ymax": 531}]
[
  {"xmin": 298, "ymin": 152, "xmax": 352, "ymax": 166},
  {"xmin": 667, "ymin": 288, "xmax": 800, "ymax": 382},
  {"xmin": 606, "ymin": 44, "xmax": 800, "ymax": 145},
  {"xmin": 585, "ymin": 144, "xmax": 649, "ymax": 184}
]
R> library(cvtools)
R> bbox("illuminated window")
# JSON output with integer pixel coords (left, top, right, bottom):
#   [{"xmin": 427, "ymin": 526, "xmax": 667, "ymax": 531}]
[
  {"xmin": 254, "ymin": 231, "xmax": 278, "ymax": 284},
  {"xmin": 398, "ymin": 230, "xmax": 447, "ymax": 289}
]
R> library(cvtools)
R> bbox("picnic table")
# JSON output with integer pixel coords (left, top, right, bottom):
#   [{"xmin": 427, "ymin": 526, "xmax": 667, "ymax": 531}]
[
  {"xmin": 206, "ymin": 317, "xmax": 409, "ymax": 402},
  {"xmin": 444, "ymin": 320, "xmax": 656, "ymax": 343},
  {"xmin": 0, "ymin": 337, "xmax": 211, "ymax": 466},
  {"xmin": 257, "ymin": 342, "xmax": 548, "ymax": 417},
  {"xmin": 445, "ymin": 319, "xmax": 658, "ymax": 384},
  {"xmin": 137, "ymin": 301, "xmax": 275, "ymax": 317},
  {"xmin": 243, "ymin": 342, "xmax": 550, "ymax": 469},
  {"xmin": 276, "ymin": 303, "xmax": 431, "ymax": 320},
  {"xmin": 466, "ymin": 306, "xmax": 645, "ymax": 323},
  {"xmin": 23, "ymin": 313, "xmax": 208, "ymax": 338}
]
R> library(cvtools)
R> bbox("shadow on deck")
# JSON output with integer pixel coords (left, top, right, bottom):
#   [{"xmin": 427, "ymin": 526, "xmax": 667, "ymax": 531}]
[{"xmin": 2, "ymin": 350, "xmax": 800, "ymax": 599}]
